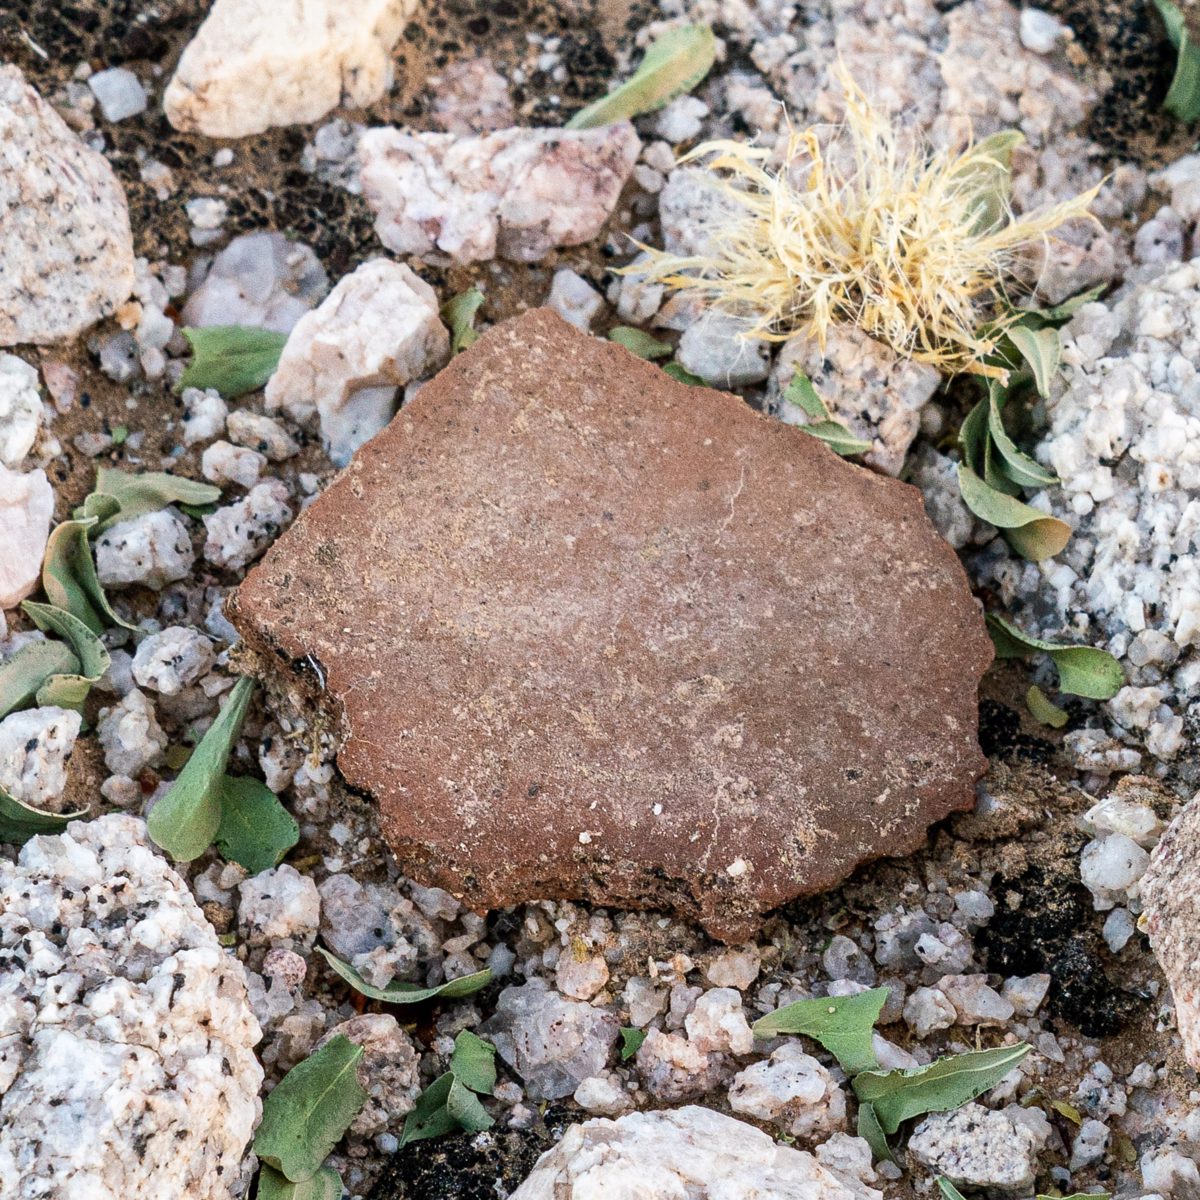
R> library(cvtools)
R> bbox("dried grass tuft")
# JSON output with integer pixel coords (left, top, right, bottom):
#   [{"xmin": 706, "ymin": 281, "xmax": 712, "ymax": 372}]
[{"xmin": 637, "ymin": 68, "xmax": 1100, "ymax": 377}]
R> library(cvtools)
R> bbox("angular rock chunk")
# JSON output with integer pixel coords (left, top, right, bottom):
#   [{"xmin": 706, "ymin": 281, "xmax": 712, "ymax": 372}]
[
  {"xmin": 231, "ymin": 310, "xmax": 991, "ymax": 940},
  {"xmin": 1142, "ymin": 796, "xmax": 1200, "ymax": 1069},
  {"xmin": 164, "ymin": 0, "xmax": 415, "ymax": 139},
  {"xmin": 265, "ymin": 259, "xmax": 449, "ymax": 466},
  {"xmin": 358, "ymin": 123, "xmax": 641, "ymax": 263},
  {"xmin": 0, "ymin": 815, "xmax": 262, "ymax": 1199},
  {"xmin": 509, "ymin": 1106, "xmax": 882, "ymax": 1200},
  {"xmin": 0, "ymin": 66, "xmax": 134, "ymax": 346},
  {"xmin": 0, "ymin": 464, "xmax": 53, "ymax": 609}
]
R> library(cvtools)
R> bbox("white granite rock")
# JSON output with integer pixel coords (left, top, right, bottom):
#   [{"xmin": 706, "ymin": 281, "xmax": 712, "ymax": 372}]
[
  {"xmin": 203, "ymin": 480, "xmax": 293, "ymax": 571},
  {"xmin": 225, "ymin": 411, "xmax": 299, "ymax": 461},
  {"xmin": 164, "ymin": 0, "xmax": 415, "ymax": 138},
  {"xmin": 96, "ymin": 509, "xmax": 196, "ymax": 591},
  {"xmin": 548, "ymin": 268, "xmax": 605, "ymax": 331},
  {"xmin": 132, "ymin": 626, "xmax": 216, "ymax": 697},
  {"xmin": 909, "ymin": 1103, "xmax": 1050, "ymax": 1193},
  {"xmin": 97, "ymin": 687, "xmax": 168, "ymax": 777},
  {"xmin": 0, "ymin": 706, "xmax": 82, "ymax": 810},
  {"xmin": 0, "ymin": 354, "xmax": 43, "ymax": 467},
  {"xmin": 1142, "ymin": 796, "xmax": 1200, "ymax": 1069},
  {"xmin": 201, "ymin": 440, "xmax": 265, "ymax": 489},
  {"xmin": 510, "ymin": 1106, "xmax": 883, "ymax": 1200},
  {"xmin": 265, "ymin": 259, "xmax": 449, "ymax": 466},
  {"xmin": 315, "ymin": 1014, "xmax": 421, "ymax": 1135},
  {"xmin": 0, "ymin": 814, "xmax": 262, "ymax": 1199},
  {"xmin": 684, "ymin": 987, "xmax": 755, "ymax": 1055},
  {"xmin": 728, "ymin": 1043, "xmax": 847, "ymax": 1140},
  {"xmin": 0, "ymin": 66, "xmax": 135, "ymax": 346},
  {"xmin": 0, "ymin": 465, "xmax": 53, "ymax": 610},
  {"xmin": 479, "ymin": 979, "xmax": 619, "ymax": 1101},
  {"xmin": 181, "ymin": 232, "xmax": 328, "ymax": 334},
  {"xmin": 359, "ymin": 122, "xmax": 640, "ymax": 264},
  {"xmin": 182, "ymin": 387, "xmax": 228, "ymax": 446},
  {"xmin": 769, "ymin": 326, "xmax": 941, "ymax": 476},
  {"xmin": 238, "ymin": 863, "xmax": 321, "ymax": 947}
]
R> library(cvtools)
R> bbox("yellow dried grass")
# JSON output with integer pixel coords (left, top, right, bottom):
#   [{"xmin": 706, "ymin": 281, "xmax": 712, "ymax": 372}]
[{"xmin": 637, "ymin": 69, "xmax": 1100, "ymax": 377}]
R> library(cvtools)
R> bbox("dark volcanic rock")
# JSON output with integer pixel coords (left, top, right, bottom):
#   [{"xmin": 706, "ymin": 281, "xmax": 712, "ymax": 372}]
[{"xmin": 231, "ymin": 309, "xmax": 992, "ymax": 940}]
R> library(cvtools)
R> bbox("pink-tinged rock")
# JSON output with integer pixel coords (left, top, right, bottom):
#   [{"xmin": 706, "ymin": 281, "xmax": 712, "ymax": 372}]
[{"xmin": 358, "ymin": 123, "xmax": 641, "ymax": 264}]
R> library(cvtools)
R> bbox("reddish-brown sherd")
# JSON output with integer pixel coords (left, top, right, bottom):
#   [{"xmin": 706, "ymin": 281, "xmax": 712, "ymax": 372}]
[{"xmin": 231, "ymin": 308, "xmax": 992, "ymax": 941}]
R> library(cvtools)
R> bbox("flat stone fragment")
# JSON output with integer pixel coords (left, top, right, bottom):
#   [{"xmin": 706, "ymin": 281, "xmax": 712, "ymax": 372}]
[
  {"xmin": 231, "ymin": 310, "xmax": 991, "ymax": 940},
  {"xmin": 0, "ymin": 66, "xmax": 135, "ymax": 347},
  {"xmin": 164, "ymin": 0, "xmax": 415, "ymax": 138},
  {"xmin": 1141, "ymin": 796, "xmax": 1200, "ymax": 1069}
]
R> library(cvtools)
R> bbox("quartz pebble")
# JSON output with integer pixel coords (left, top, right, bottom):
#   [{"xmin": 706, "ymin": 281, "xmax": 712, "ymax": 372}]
[
  {"xmin": 909, "ymin": 1103, "xmax": 1051, "ymax": 1194},
  {"xmin": 509, "ymin": 1106, "xmax": 882, "ymax": 1200},
  {"xmin": 0, "ymin": 354, "xmax": 43, "ymax": 467},
  {"xmin": 96, "ymin": 510, "xmax": 196, "ymax": 591},
  {"xmin": 203, "ymin": 480, "xmax": 293, "ymax": 571},
  {"xmin": 728, "ymin": 1043, "xmax": 847, "ymax": 1140},
  {"xmin": 0, "ymin": 815, "xmax": 262, "ymax": 1200},
  {"xmin": 547, "ymin": 268, "xmax": 605, "ymax": 331},
  {"xmin": 358, "ymin": 123, "xmax": 640, "ymax": 264},
  {"xmin": 0, "ymin": 465, "xmax": 53, "ymax": 609},
  {"xmin": 265, "ymin": 259, "xmax": 449, "ymax": 466},
  {"xmin": 87, "ymin": 68, "xmax": 148, "ymax": 122},
  {"xmin": 479, "ymin": 980, "xmax": 619, "ymax": 1101},
  {"xmin": 238, "ymin": 863, "xmax": 321, "ymax": 947},
  {"xmin": 97, "ymin": 688, "xmax": 168, "ymax": 777},
  {"xmin": 165, "ymin": 0, "xmax": 414, "ymax": 138},
  {"xmin": 315, "ymin": 1014, "xmax": 421, "ymax": 1135},
  {"xmin": 0, "ymin": 66, "xmax": 135, "ymax": 346},
  {"xmin": 131, "ymin": 627, "xmax": 216, "ymax": 696}
]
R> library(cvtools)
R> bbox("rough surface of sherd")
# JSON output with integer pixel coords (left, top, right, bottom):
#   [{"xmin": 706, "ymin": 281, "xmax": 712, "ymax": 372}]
[
  {"xmin": 358, "ymin": 123, "xmax": 641, "ymax": 263},
  {"xmin": 231, "ymin": 309, "xmax": 992, "ymax": 941},
  {"xmin": 164, "ymin": 0, "xmax": 415, "ymax": 138},
  {"xmin": 0, "ymin": 814, "xmax": 263, "ymax": 1200},
  {"xmin": 508, "ymin": 1106, "xmax": 883, "ymax": 1199},
  {"xmin": 1141, "ymin": 794, "xmax": 1200, "ymax": 1069},
  {"xmin": 0, "ymin": 66, "xmax": 135, "ymax": 346}
]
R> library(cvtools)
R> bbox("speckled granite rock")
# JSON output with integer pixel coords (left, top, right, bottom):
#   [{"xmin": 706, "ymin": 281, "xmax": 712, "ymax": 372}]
[
  {"xmin": 0, "ymin": 65, "xmax": 134, "ymax": 346},
  {"xmin": 509, "ymin": 1106, "xmax": 883, "ymax": 1199},
  {"xmin": 1142, "ymin": 795, "xmax": 1200, "ymax": 1069},
  {"xmin": 358, "ymin": 123, "xmax": 640, "ymax": 263},
  {"xmin": 231, "ymin": 309, "xmax": 991, "ymax": 940},
  {"xmin": 164, "ymin": 0, "xmax": 415, "ymax": 138},
  {"xmin": 0, "ymin": 814, "xmax": 262, "ymax": 1199}
]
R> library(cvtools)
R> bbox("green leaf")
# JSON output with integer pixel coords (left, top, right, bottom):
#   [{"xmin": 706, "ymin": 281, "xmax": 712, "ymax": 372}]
[
  {"xmin": 77, "ymin": 467, "xmax": 221, "ymax": 534},
  {"xmin": 254, "ymin": 1034, "xmax": 367, "ymax": 1184},
  {"xmin": 800, "ymin": 420, "xmax": 872, "ymax": 458},
  {"xmin": 938, "ymin": 1178, "xmax": 969, "ymax": 1200},
  {"xmin": 566, "ymin": 24, "xmax": 716, "ymax": 130},
  {"xmin": 955, "ymin": 130, "xmax": 1023, "ymax": 234},
  {"xmin": 662, "ymin": 361, "xmax": 705, "ymax": 386},
  {"xmin": 1030, "ymin": 285, "xmax": 1107, "ymax": 326},
  {"xmin": 852, "ymin": 1044, "xmax": 1031, "ymax": 1135},
  {"xmin": 0, "ymin": 639, "xmax": 80, "ymax": 720},
  {"xmin": 215, "ymin": 776, "xmax": 299, "ymax": 874},
  {"xmin": 441, "ymin": 288, "xmax": 485, "ymax": 355},
  {"xmin": 1037, "ymin": 1194, "xmax": 1111, "ymax": 1200},
  {"xmin": 399, "ymin": 1072, "xmax": 494, "ymax": 1147},
  {"xmin": 985, "ymin": 387, "xmax": 1058, "ymax": 490},
  {"xmin": 752, "ymin": 987, "xmax": 887, "ymax": 1076},
  {"xmin": 986, "ymin": 615, "xmax": 1125, "ymax": 700},
  {"xmin": 178, "ymin": 326, "xmax": 288, "ymax": 399},
  {"xmin": 21, "ymin": 601, "xmax": 111, "ymax": 711},
  {"xmin": 317, "ymin": 947, "xmax": 492, "ymax": 1004},
  {"xmin": 608, "ymin": 327, "xmax": 673, "ymax": 360},
  {"xmin": 450, "ymin": 1031, "xmax": 497, "ymax": 1095},
  {"xmin": 256, "ymin": 1164, "xmax": 343, "ymax": 1200},
  {"xmin": 1006, "ymin": 325, "xmax": 1061, "ymax": 399},
  {"xmin": 784, "ymin": 371, "xmax": 831, "ymax": 420},
  {"xmin": 1154, "ymin": 0, "xmax": 1200, "ymax": 122},
  {"xmin": 958, "ymin": 398, "xmax": 989, "ymax": 476},
  {"xmin": 620, "ymin": 1027, "xmax": 647, "ymax": 1061},
  {"xmin": 0, "ymin": 785, "xmax": 88, "ymax": 844},
  {"xmin": 956, "ymin": 464, "xmax": 1071, "ymax": 561},
  {"xmin": 147, "ymin": 675, "xmax": 256, "ymax": 862},
  {"xmin": 1026, "ymin": 684, "xmax": 1069, "ymax": 728},
  {"xmin": 856, "ymin": 1101, "xmax": 896, "ymax": 1164},
  {"xmin": 41, "ymin": 518, "xmax": 135, "ymax": 635}
]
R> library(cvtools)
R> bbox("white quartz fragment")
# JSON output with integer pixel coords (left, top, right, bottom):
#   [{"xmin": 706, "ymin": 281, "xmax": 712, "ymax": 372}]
[
  {"xmin": 132, "ymin": 626, "xmax": 216, "ymax": 697},
  {"xmin": 0, "ymin": 354, "xmax": 43, "ymax": 467},
  {"xmin": 203, "ymin": 480, "xmax": 293, "ymax": 571},
  {"xmin": 728, "ymin": 1043, "xmax": 847, "ymax": 1139},
  {"xmin": 97, "ymin": 688, "xmax": 169, "ymax": 777},
  {"xmin": 96, "ymin": 510, "xmax": 196, "ymax": 591},
  {"xmin": 0, "ymin": 465, "xmax": 53, "ymax": 609},
  {"xmin": 0, "ymin": 706, "xmax": 82, "ymax": 810}
]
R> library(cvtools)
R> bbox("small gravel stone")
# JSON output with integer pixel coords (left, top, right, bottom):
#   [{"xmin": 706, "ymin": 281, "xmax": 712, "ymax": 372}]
[
  {"xmin": 684, "ymin": 987, "xmax": 755, "ymax": 1055},
  {"xmin": 97, "ymin": 688, "xmax": 168, "ymax": 777},
  {"xmin": 903, "ymin": 986, "xmax": 957, "ymax": 1037},
  {"xmin": 573, "ymin": 1071, "xmax": 630, "ymax": 1115},
  {"xmin": 315, "ymin": 1014, "xmax": 421, "ymax": 1135},
  {"xmin": 201, "ymin": 440, "xmax": 266, "ymax": 488},
  {"xmin": 1000, "ymin": 974, "xmax": 1051, "ymax": 1017},
  {"xmin": 547, "ymin": 268, "xmax": 604, "ymax": 331},
  {"xmin": 479, "ymin": 979, "xmax": 619, "ymax": 1101},
  {"xmin": 182, "ymin": 387, "xmax": 228, "ymax": 446},
  {"xmin": 0, "ymin": 353, "xmax": 43, "ymax": 467},
  {"xmin": 238, "ymin": 863, "xmax": 321, "ymax": 947},
  {"xmin": 0, "ymin": 706, "xmax": 82, "ymax": 810},
  {"xmin": 203, "ymin": 480, "xmax": 293, "ymax": 571},
  {"xmin": 95, "ymin": 510, "xmax": 196, "ymax": 591},
  {"xmin": 87, "ymin": 67, "xmax": 148, "ymax": 122},
  {"xmin": 728, "ymin": 1043, "xmax": 847, "ymax": 1140},
  {"xmin": 635, "ymin": 1028, "xmax": 729, "ymax": 1102},
  {"xmin": 1070, "ymin": 1118, "xmax": 1109, "ymax": 1170},
  {"xmin": 1080, "ymin": 833, "xmax": 1151, "ymax": 911},
  {"xmin": 909, "ymin": 1103, "xmax": 1050, "ymax": 1193},
  {"xmin": 131, "ymin": 627, "xmax": 216, "ymax": 696},
  {"xmin": 676, "ymin": 309, "xmax": 771, "ymax": 389},
  {"xmin": 0, "ymin": 465, "xmax": 53, "ymax": 609},
  {"xmin": 225, "ymin": 411, "xmax": 299, "ymax": 461},
  {"xmin": 705, "ymin": 946, "xmax": 761, "ymax": 990},
  {"xmin": 937, "ymin": 974, "xmax": 1015, "ymax": 1026}
]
